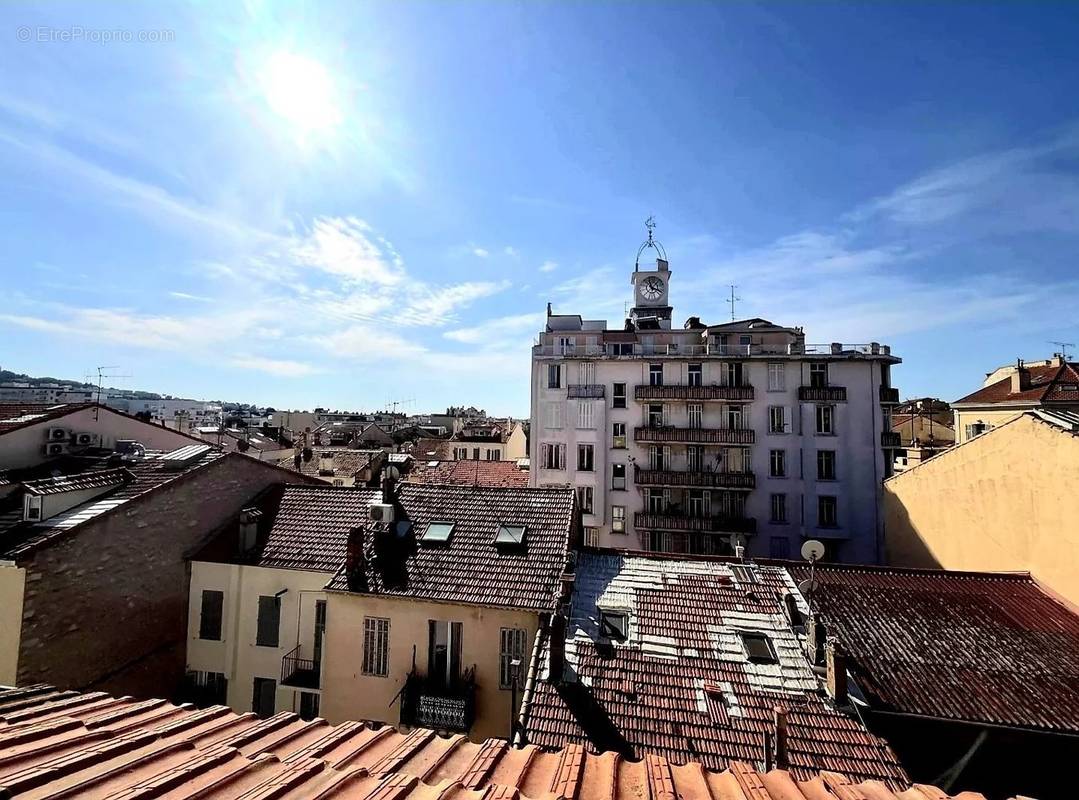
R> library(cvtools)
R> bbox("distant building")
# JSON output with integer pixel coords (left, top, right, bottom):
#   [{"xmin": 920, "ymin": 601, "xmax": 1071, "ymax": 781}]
[
  {"xmin": 197, "ymin": 426, "xmax": 293, "ymax": 460},
  {"xmin": 0, "ymin": 444, "xmax": 317, "ymax": 695},
  {"xmin": 186, "ymin": 480, "xmax": 576, "ymax": 740},
  {"xmin": 883, "ymin": 409, "xmax": 1079, "ymax": 607},
  {"xmin": 791, "ymin": 560, "xmax": 1079, "ymax": 800},
  {"xmin": 529, "ymin": 237, "xmax": 900, "ymax": 562},
  {"xmin": 890, "ymin": 397, "xmax": 954, "ymax": 473},
  {"xmin": 405, "ymin": 458, "xmax": 529, "ymax": 487},
  {"xmin": 411, "ymin": 420, "xmax": 527, "ymax": 462},
  {"xmin": 953, "ymin": 355, "xmax": 1079, "ymax": 443},
  {"xmin": 519, "ymin": 551, "xmax": 908, "ymax": 786},
  {"xmin": 272, "ymin": 448, "xmax": 385, "ymax": 486}
]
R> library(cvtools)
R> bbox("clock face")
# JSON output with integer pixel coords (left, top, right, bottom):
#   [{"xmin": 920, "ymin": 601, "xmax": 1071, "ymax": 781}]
[{"xmin": 639, "ymin": 275, "xmax": 665, "ymax": 301}]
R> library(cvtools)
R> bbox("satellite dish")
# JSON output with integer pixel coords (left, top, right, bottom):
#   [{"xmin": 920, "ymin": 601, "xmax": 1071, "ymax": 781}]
[
  {"xmin": 797, "ymin": 578, "xmax": 819, "ymax": 596},
  {"xmin": 385, "ymin": 465, "xmax": 401, "ymax": 480},
  {"xmin": 801, "ymin": 539, "xmax": 826, "ymax": 563}
]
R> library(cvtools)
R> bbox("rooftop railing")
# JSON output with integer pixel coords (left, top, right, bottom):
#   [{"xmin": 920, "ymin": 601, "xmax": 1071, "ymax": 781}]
[{"xmin": 533, "ymin": 340, "xmax": 893, "ymax": 358}]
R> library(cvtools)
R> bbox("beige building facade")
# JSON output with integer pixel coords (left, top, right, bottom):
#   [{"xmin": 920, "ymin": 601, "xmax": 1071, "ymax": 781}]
[{"xmin": 884, "ymin": 411, "xmax": 1079, "ymax": 607}]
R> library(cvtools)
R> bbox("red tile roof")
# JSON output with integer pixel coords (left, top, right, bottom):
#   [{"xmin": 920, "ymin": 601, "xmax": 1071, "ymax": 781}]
[
  {"xmin": 0, "ymin": 403, "xmax": 94, "ymax": 435},
  {"xmin": 521, "ymin": 552, "xmax": 909, "ymax": 786},
  {"xmin": 409, "ymin": 437, "xmax": 454, "ymax": 459},
  {"xmin": 787, "ymin": 563, "xmax": 1079, "ymax": 733},
  {"xmin": 0, "ymin": 684, "xmax": 1007, "ymax": 799},
  {"xmin": 955, "ymin": 362, "xmax": 1079, "ymax": 405},
  {"xmin": 327, "ymin": 483, "xmax": 575, "ymax": 612},
  {"xmin": 272, "ymin": 448, "xmax": 382, "ymax": 482},
  {"xmin": 406, "ymin": 459, "xmax": 529, "ymax": 488}
]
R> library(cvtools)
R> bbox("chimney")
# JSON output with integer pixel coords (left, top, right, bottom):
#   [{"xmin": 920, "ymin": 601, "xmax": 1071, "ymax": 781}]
[
  {"xmin": 825, "ymin": 637, "xmax": 848, "ymax": 705},
  {"xmin": 773, "ymin": 706, "xmax": 789, "ymax": 769},
  {"xmin": 345, "ymin": 526, "xmax": 366, "ymax": 591},
  {"xmin": 381, "ymin": 474, "xmax": 396, "ymax": 505},
  {"xmin": 657, "ymin": 258, "xmax": 669, "ymax": 272},
  {"xmin": 1010, "ymin": 359, "xmax": 1030, "ymax": 393},
  {"xmin": 546, "ymin": 301, "xmax": 552, "ymax": 317},
  {"xmin": 548, "ymin": 611, "xmax": 567, "ymax": 684},
  {"xmin": 805, "ymin": 614, "xmax": 827, "ymax": 665}
]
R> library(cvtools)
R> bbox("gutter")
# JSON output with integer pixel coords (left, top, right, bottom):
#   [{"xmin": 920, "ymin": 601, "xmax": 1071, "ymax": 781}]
[
  {"xmin": 865, "ymin": 706, "xmax": 1079, "ymax": 739},
  {"xmin": 514, "ymin": 612, "xmax": 549, "ymax": 747}
]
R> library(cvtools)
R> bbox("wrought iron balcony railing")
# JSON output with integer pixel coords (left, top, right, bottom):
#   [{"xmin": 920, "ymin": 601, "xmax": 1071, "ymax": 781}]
[
  {"xmin": 881, "ymin": 431, "xmax": 902, "ymax": 448},
  {"xmin": 634, "ymin": 511, "xmax": 757, "ymax": 534},
  {"xmin": 634, "ymin": 426, "xmax": 755, "ymax": 445},
  {"xmin": 567, "ymin": 384, "xmax": 605, "ymax": 399},
  {"xmin": 281, "ymin": 645, "xmax": 321, "ymax": 690},
  {"xmin": 798, "ymin": 386, "xmax": 848, "ymax": 403},
  {"xmin": 400, "ymin": 666, "xmax": 476, "ymax": 733},
  {"xmin": 634, "ymin": 466, "xmax": 755, "ymax": 490},
  {"xmin": 635, "ymin": 384, "xmax": 754, "ymax": 401},
  {"xmin": 879, "ymin": 386, "xmax": 900, "ymax": 403}
]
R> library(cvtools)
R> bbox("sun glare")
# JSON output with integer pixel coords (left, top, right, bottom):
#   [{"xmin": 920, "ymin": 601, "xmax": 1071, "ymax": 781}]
[{"xmin": 258, "ymin": 50, "xmax": 343, "ymax": 138}]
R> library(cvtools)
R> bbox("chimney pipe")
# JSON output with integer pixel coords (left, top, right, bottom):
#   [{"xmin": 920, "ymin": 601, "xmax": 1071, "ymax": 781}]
[
  {"xmin": 805, "ymin": 614, "xmax": 827, "ymax": 665},
  {"xmin": 825, "ymin": 637, "xmax": 848, "ymax": 705},
  {"xmin": 548, "ymin": 612, "xmax": 567, "ymax": 684},
  {"xmin": 773, "ymin": 706, "xmax": 789, "ymax": 768}
]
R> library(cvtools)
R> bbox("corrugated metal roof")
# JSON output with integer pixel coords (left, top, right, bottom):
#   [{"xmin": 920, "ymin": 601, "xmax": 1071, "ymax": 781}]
[
  {"xmin": 21, "ymin": 467, "xmax": 131, "ymax": 496},
  {"xmin": 788, "ymin": 563, "xmax": 1079, "ymax": 733},
  {"xmin": 0, "ymin": 685, "xmax": 1008, "ymax": 799}
]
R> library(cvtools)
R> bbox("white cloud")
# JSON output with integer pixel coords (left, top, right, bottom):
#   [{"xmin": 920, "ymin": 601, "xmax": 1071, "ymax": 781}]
[
  {"xmin": 539, "ymin": 260, "xmax": 558, "ymax": 273},
  {"xmin": 229, "ymin": 356, "xmax": 322, "ymax": 377},
  {"xmin": 504, "ymin": 246, "xmax": 519, "ymax": 257},
  {"xmin": 290, "ymin": 216, "xmax": 404, "ymax": 285},
  {"xmin": 443, "ymin": 312, "xmax": 545, "ymax": 344},
  {"xmin": 472, "ymin": 246, "xmax": 489, "ymax": 258},
  {"xmin": 169, "ymin": 291, "xmax": 212, "ymax": 302}
]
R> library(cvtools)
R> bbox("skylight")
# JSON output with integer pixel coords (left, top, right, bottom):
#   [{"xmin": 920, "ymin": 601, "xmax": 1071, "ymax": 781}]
[
  {"xmin": 730, "ymin": 564, "xmax": 757, "ymax": 584},
  {"xmin": 599, "ymin": 610, "xmax": 628, "ymax": 641},
  {"xmin": 740, "ymin": 632, "xmax": 778, "ymax": 664},
  {"xmin": 495, "ymin": 524, "xmax": 526, "ymax": 546},
  {"xmin": 421, "ymin": 521, "xmax": 455, "ymax": 544}
]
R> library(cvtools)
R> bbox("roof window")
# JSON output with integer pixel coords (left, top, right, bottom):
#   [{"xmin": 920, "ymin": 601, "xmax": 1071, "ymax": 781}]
[
  {"xmin": 740, "ymin": 632, "xmax": 777, "ymax": 664},
  {"xmin": 421, "ymin": 521, "xmax": 455, "ymax": 545},
  {"xmin": 495, "ymin": 524, "xmax": 527, "ymax": 547},
  {"xmin": 730, "ymin": 564, "xmax": 757, "ymax": 584},
  {"xmin": 599, "ymin": 610, "xmax": 628, "ymax": 642}
]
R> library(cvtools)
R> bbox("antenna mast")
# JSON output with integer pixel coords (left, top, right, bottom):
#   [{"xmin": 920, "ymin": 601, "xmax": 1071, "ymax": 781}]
[
  {"xmin": 727, "ymin": 285, "xmax": 740, "ymax": 321},
  {"xmin": 1049, "ymin": 341, "xmax": 1075, "ymax": 360},
  {"xmin": 89, "ymin": 366, "xmax": 131, "ymax": 420}
]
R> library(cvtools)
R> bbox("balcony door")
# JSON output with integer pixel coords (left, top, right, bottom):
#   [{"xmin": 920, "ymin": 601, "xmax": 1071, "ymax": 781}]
[
  {"xmin": 428, "ymin": 620, "xmax": 463, "ymax": 688},
  {"xmin": 313, "ymin": 600, "xmax": 327, "ymax": 665}
]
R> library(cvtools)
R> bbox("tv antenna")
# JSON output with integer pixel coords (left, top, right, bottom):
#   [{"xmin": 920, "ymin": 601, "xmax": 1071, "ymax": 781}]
[
  {"xmin": 85, "ymin": 365, "xmax": 132, "ymax": 420},
  {"xmin": 1049, "ymin": 341, "xmax": 1075, "ymax": 360},
  {"xmin": 727, "ymin": 285, "xmax": 740, "ymax": 321},
  {"xmin": 798, "ymin": 539, "xmax": 825, "ymax": 612}
]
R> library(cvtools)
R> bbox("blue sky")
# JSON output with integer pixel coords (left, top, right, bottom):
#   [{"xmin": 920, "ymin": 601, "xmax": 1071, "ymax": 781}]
[{"xmin": 1, "ymin": 2, "xmax": 1078, "ymax": 416}]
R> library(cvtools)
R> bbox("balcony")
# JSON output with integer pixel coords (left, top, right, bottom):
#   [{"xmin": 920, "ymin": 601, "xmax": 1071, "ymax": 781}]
[
  {"xmin": 280, "ymin": 645, "xmax": 321, "ymax": 690},
  {"xmin": 879, "ymin": 386, "xmax": 900, "ymax": 404},
  {"xmin": 635, "ymin": 384, "xmax": 754, "ymax": 402},
  {"xmin": 881, "ymin": 431, "xmax": 902, "ymax": 448},
  {"xmin": 400, "ymin": 667, "xmax": 476, "ymax": 733},
  {"xmin": 568, "ymin": 384, "xmax": 605, "ymax": 399},
  {"xmin": 634, "ymin": 426, "xmax": 755, "ymax": 445},
  {"xmin": 635, "ymin": 466, "xmax": 755, "ymax": 490},
  {"xmin": 635, "ymin": 512, "xmax": 757, "ymax": 534},
  {"xmin": 798, "ymin": 385, "xmax": 848, "ymax": 403}
]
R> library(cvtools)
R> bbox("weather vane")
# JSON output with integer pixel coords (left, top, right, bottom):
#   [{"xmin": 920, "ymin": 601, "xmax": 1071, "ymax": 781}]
[{"xmin": 635, "ymin": 215, "xmax": 667, "ymax": 268}]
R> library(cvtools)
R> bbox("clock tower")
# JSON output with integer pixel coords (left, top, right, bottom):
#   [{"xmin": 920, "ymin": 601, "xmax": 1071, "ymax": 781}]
[{"xmin": 630, "ymin": 217, "xmax": 673, "ymax": 329}]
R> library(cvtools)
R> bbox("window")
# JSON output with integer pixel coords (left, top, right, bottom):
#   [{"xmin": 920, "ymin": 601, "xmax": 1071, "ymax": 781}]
[
  {"xmin": 421, "ymin": 521, "xmax": 455, "ymax": 544},
  {"xmin": 558, "ymin": 337, "xmax": 574, "ymax": 355},
  {"xmin": 688, "ymin": 403, "xmax": 703, "ymax": 429},
  {"xmin": 688, "ymin": 363, "xmax": 703, "ymax": 387},
  {"xmin": 577, "ymin": 485, "xmax": 594, "ymax": 514},
  {"xmin": 767, "ymin": 362, "xmax": 786, "ymax": 392},
  {"xmin": 577, "ymin": 401, "xmax": 595, "ymax": 429},
  {"xmin": 649, "ymin": 363, "xmax": 664, "ymax": 386},
  {"xmin": 453, "ymin": 447, "xmax": 468, "ymax": 460},
  {"xmin": 362, "ymin": 617, "xmax": 390, "ymax": 676},
  {"xmin": 687, "ymin": 445, "xmax": 704, "ymax": 472},
  {"xmin": 725, "ymin": 405, "xmax": 743, "ymax": 430},
  {"xmin": 540, "ymin": 442, "xmax": 566, "ymax": 470},
  {"xmin": 768, "ymin": 449, "xmax": 786, "ymax": 478},
  {"xmin": 499, "ymin": 628, "xmax": 527, "ymax": 689},
  {"xmin": 545, "ymin": 402, "xmax": 563, "ymax": 429},
  {"xmin": 495, "ymin": 524, "xmax": 527, "ymax": 546},
  {"xmin": 199, "ymin": 590, "xmax": 224, "ymax": 641},
  {"xmin": 810, "ymin": 362, "xmax": 828, "ymax": 388},
  {"xmin": 612, "ymin": 382, "xmax": 627, "ymax": 409},
  {"xmin": 314, "ymin": 600, "xmax": 327, "ymax": 665},
  {"xmin": 740, "ymin": 633, "xmax": 777, "ymax": 664},
  {"xmin": 725, "ymin": 362, "xmax": 744, "ymax": 387},
  {"xmin": 767, "ymin": 406, "xmax": 788, "ymax": 434},
  {"xmin": 815, "ymin": 404, "xmax": 834, "ymax": 435},
  {"xmin": 332, "ymin": 479, "xmax": 345, "ymax": 486},
  {"xmin": 488, "ymin": 448, "xmax": 501, "ymax": 460},
  {"xmin": 648, "ymin": 444, "xmax": 669, "ymax": 471},
  {"xmin": 580, "ymin": 361, "xmax": 596, "ymax": 384},
  {"xmin": 647, "ymin": 403, "xmax": 665, "ymax": 428},
  {"xmin": 612, "ymin": 422, "xmax": 627, "ymax": 449},
  {"xmin": 688, "ymin": 489, "xmax": 707, "ymax": 517},
  {"xmin": 818, "ymin": 496, "xmax": 838, "ymax": 527},
  {"xmin": 599, "ymin": 610, "xmax": 628, "ymax": 641},
  {"xmin": 188, "ymin": 670, "xmax": 228, "ymax": 705},
  {"xmin": 770, "ymin": 537, "xmax": 791, "ymax": 559},
  {"xmin": 739, "ymin": 334, "xmax": 752, "ymax": 347},
  {"xmin": 428, "ymin": 620, "xmax": 463, "ymax": 684},
  {"xmin": 609, "ymin": 342, "xmax": 633, "ymax": 356},
  {"xmin": 472, "ymin": 447, "xmax": 480, "ymax": 460},
  {"xmin": 547, "ymin": 363, "xmax": 562, "ymax": 389},
  {"xmin": 647, "ymin": 488, "xmax": 669, "ymax": 513},
  {"xmin": 583, "ymin": 526, "xmax": 599, "ymax": 547},
  {"xmin": 770, "ymin": 493, "xmax": 788, "ymax": 523},
  {"xmin": 611, "ymin": 505, "xmax": 626, "ymax": 532},
  {"xmin": 252, "ymin": 677, "xmax": 276, "ymax": 718},
  {"xmin": 577, "ymin": 443, "xmax": 594, "ymax": 471},
  {"xmin": 611, "ymin": 463, "xmax": 626, "ymax": 490},
  {"xmin": 730, "ymin": 564, "xmax": 757, "ymax": 584},
  {"xmin": 299, "ymin": 691, "xmax": 320, "ymax": 721},
  {"xmin": 256, "ymin": 596, "xmax": 280, "ymax": 647},
  {"xmin": 817, "ymin": 450, "xmax": 836, "ymax": 480}
]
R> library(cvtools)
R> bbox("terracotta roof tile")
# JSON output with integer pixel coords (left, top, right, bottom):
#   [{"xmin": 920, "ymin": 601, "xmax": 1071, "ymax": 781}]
[
  {"xmin": 272, "ymin": 449, "xmax": 382, "ymax": 482},
  {"xmin": 405, "ymin": 460, "xmax": 529, "ymax": 488},
  {"xmin": 955, "ymin": 362, "xmax": 1079, "ymax": 405},
  {"xmin": 0, "ymin": 685, "xmax": 1008, "ymax": 799},
  {"xmin": 522, "ymin": 552, "xmax": 909, "ymax": 787},
  {"xmin": 0, "ymin": 402, "xmax": 95, "ymax": 435},
  {"xmin": 787, "ymin": 564, "xmax": 1079, "ymax": 733}
]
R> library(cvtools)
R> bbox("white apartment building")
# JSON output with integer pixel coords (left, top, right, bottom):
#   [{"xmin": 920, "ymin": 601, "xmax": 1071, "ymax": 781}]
[{"xmin": 529, "ymin": 251, "xmax": 901, "ymax": 563}]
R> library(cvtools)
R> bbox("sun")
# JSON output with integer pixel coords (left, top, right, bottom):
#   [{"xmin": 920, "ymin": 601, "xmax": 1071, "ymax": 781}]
[{"xmin": 257, "ymin": 50, "xmax": 343, "ymax": 138}]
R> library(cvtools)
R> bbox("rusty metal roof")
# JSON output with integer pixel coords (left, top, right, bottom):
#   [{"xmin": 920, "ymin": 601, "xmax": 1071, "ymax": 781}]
[
  {"xmin": 0, "ymin": 685, "xmax": 1007, "ymax": 799},
  {"xmin": 788, "ymin": 563, "xmax": 1079, "ymax": 733}
]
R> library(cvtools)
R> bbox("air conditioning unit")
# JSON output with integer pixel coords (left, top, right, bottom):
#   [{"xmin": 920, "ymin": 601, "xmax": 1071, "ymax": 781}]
[
  {"xmin": 45, "ymin": 428, "xmax": 70, "ymax": 442},
  {"xmin": 369, "ymin": 503, "xmax": 395, "ymax": 523},
  {"xmin": 42, "ymin": 442, "xmax": 67, "ymax": 456},
  {"xmin": 73, "ymin": 432, "xmax": 99, "ymax": 446}
]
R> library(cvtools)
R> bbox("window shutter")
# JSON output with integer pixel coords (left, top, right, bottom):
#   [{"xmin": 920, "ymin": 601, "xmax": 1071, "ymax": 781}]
[
  {"xmin": 200, "ymin": 590, "xmax": 224, "ymax": 640},
  {"xmin": 256, "ymin": 596, "xmax": 280, "ymax": 647}
]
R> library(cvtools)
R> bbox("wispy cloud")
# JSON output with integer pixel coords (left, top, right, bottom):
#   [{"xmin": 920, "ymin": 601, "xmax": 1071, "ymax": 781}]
[
  {"xmin": 169, "ymin": 291, "xmax": 213, "ymax": 303},
  {"xmin": 229, "ymin": 356, "xmax": 322, "ymax": 378},
  {"xmin": 504, "ymin": 246, "xmax": 519, "ymax": 258},
  {"xmin": 472, "ymin": 246, "xmax": 489, "ymax": 258},
  {"xmin": 539, "ymin": 260, "xmax": 558, "ymax": 273},
  {"xmin": 443, "ymin": 312, "xmax": 544, "ymax": 344}
]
